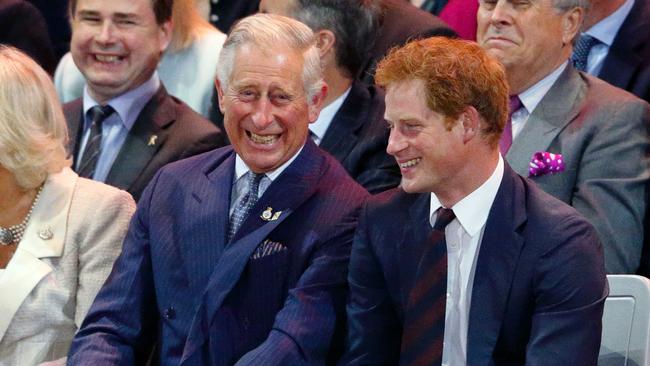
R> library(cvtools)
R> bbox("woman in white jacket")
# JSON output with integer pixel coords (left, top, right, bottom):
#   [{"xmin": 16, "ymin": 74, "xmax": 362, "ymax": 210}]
[{"xmin": 0, "ymin": 46, "xmax": 136, "ymax": 365}]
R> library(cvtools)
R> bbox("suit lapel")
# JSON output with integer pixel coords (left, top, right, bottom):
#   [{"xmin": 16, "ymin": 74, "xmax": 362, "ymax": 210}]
[
  {"xmin": 105, "ymin": 86, "xmax": 173, "ymax": 191},
  {"xmin": 599, "ymin": 0, "xmax": 649, "ymax": 89},
  {"xmin": 64, "ymin": 98, "xmax": 84, "ymax": 167},
  {"xmin": 181, "ymin": 141, "xmax": 328, "ymax": 363},
  {"xmin": 319, "ymin": 82, "xmax": 369, "ymax": 162},
  {"xmin": 0, "ymin": 168, "xmax": 75, "ymax": 341},
  {"xmin": 397, "ymin": 193, "xmax": 433, "ymax": 305},
  {"xmin": 179, "ymin": 149, "xmax": 235, "ymax": 292},
  {"xmin": 466, "ymin": 164, "xmax": 527, "ymax": 364},
  {"xmin": 506, "ymin": 66, "xmax": 585, "ymax": 176}
]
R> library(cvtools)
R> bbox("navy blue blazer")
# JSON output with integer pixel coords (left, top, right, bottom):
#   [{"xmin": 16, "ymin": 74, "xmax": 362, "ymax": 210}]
[
  {"xmin": 597, "ymin": 0, "xmax": 650, "ymax": 103},
  {"xmin": 319, "ymin": 81, "xmax": 400, "ymax": 194},
  {"xmin": 67, "ymin": 140, "xmax": 369, "ymax": 365},
  {"xmin": 341, "ymin": 163, "xmax": 608, "ymax": 365}
]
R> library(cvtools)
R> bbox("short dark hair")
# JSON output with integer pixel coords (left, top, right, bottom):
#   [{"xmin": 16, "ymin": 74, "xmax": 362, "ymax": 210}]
[
  {"xmin": 291, "ymin": 0, "xmax": 379, "ymax": 79},
  {"xmin": 69, "ymin": 0, "xmax": 173, "ymax": 24}
]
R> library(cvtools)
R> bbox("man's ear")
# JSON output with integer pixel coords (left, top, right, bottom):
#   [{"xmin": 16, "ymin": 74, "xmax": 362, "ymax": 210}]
[
  {"xmin": 215, "ymin": 79, "xmax": 226, "ymax": 113},
  {"xmin": 158, "ymin": 20, "xmax": 173, "ymax": 53},
  {"xmin": 315, "ymin": 29, "xmax": 336, "ymax": 60},
  {"xmin": 460, "ymin": 106, "xmax": 480, "ymax": 144},
  {"xmin": 308, "ymin": 83, "xmax": 328, "ymax": 124},
  {"xmin": 562, "ymin": 7, "xmax": 584, "ymax": 45}
]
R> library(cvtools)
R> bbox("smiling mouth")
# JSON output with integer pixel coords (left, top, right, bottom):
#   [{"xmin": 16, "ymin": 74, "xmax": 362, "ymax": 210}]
[
  {"xmin": 399, "ymin": 158, "xmax": 421, "ymax": 168},
  {"xmin": 247, "ymin": 131, "xmax": 280, "ymax": 145},
  {"xmin": 94, "ymin": 54, "xmax": 123, "ymax": 63}
]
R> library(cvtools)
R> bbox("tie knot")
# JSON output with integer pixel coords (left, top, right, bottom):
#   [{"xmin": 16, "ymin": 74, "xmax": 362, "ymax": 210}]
[
  {"xmin": 88, "ymin": 105, "xmax": 114, "ymax": 126},
  {"xmin": 247, "ymin": 172, "xmax": 265, "ymax": 197},
  {"xmin": 433, "ymin": 207, "xmax": 455, "ymax": 230},
  {"xmin": 508, "ymin": 95, "xmax": 522, "ymax": 118}
]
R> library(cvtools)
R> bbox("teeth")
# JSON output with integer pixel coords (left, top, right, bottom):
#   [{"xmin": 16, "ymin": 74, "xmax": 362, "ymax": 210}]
[
  {"xmin": 399, "ymin": 158, "xmax": 421, "ymax": 168},
  {"xmin": 96, "ymin": 55, "xmax": 120, "ymax": 62},
  {"xmin": 249, "ymin": 132, "xmax": 279, "ymax": 144}
]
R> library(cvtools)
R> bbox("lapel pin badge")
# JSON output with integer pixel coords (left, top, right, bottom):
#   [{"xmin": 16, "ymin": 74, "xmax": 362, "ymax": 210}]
[
  {"xmin": 261, "ymin": 207, "xmax": 282, "ymax": 221},
  {"xmin": 38, "ymin": 227, "xmax": 53, "ymax": 240},
  {"xmin": 148, "ymin": 135, "xmax": 158, "ymax": 146}
]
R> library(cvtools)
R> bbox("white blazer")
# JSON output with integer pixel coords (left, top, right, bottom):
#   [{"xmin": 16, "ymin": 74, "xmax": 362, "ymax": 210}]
[{"xmin": 0, "ymin": 167, "xmax": 135, "ymax": 365}]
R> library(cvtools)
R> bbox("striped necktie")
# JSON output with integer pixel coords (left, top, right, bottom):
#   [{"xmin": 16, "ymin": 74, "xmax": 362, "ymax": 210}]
[
  {"xmin": 400, "ymin": 207, "xmax": 456, "ymax": 366},
  {"xmin": 77, "ymin": 105, "xmax": 114, "ymax": 179}
]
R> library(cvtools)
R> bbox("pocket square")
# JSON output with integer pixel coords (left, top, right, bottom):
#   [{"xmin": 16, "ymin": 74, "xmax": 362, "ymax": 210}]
[
  {"xmin": 529, "ymin": 151, "xmax": 565, "ymax": 177},
  {"xmin": 251, "ymin": 239, "xmax": 287, "ymax": 260}
]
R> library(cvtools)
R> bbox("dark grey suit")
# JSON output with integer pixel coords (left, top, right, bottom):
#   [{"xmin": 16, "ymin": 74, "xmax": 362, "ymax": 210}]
[
  {"xmin": 64, "ymin": 85, "xmax": 225, "ymax": 201},
  {"xmin": 506, "ymin": 65, "xmax": 650, "ymax": 273}
]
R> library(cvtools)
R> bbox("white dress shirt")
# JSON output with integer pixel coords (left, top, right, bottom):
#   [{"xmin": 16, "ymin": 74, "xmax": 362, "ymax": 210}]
[
  {"xmin": 429, "ymin": 155, "xmax": 504, "ymax": 365},
  {"xmin": 308, "ymin": 87, "xmax": 351, "ymax": 145},
  {"xmin": 582, "ymin": 0, "xmax": 634, "ymax": 76},
  {"xmin": 511, "ymin": 62, "xmax": 567, "ymax": 139}
]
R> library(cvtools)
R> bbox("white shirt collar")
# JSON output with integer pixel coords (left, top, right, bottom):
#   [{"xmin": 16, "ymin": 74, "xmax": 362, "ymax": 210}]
[
  {"xmin": 429, "ymin": 154, "xmax": 504, "ymax": 236},
  {"xmin": 309, "ymin": 87, "xmax": 351, "ymax": 144},
  {"xmin": 518, "ymin": 62, "xmax": 567, "ymax": 115},
  {"xmin": 234, "ymin": 144, "xmax": 305, "ymax": 182},
  {"xmin": 585, "ymin": 0, "xmax": 634, "ymax": 47}
]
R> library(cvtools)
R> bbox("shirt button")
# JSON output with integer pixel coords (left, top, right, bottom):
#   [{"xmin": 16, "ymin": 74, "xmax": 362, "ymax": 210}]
[{"xmin": 210, "ymin": 14, "xmax": 220, "ymax": 22}]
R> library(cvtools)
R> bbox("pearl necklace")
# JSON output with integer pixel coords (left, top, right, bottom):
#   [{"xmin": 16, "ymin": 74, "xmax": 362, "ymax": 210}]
[{"xmin": 0, "ymin": 185, "xmax": 44, "ymax": 246}]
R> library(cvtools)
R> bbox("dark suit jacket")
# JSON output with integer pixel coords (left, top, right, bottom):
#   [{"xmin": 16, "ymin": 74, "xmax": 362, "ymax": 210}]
[
  {"xmin": 0, "ymin": 0, "xmax": 56, "ymax": 74},
  {"xmin": 320, "ymin": 81, "xmax": 400, "ymax": 194},
  {"xmin": 359, "ymin": 0, "xmax": 456, "ymax": 84},
  {"xmin": 68, "ymin": 141, "xmax": 369, "ymax": 366},
  {"xmin": 64, "ymin": 85, "xmax": 225, "ymax": 201},
  {"xmin": 506, "ymin": 65, "xmax": 650, "ymax": 274},
  {"xmin": 341, "ymin": 163, "xmax": 608, "ymax": 365},
  {"xmin": 597, "ymin": 0, "xmax": 650, "ymax": 103},
  {"xmin": 209, "ymin": 0, "xmax": 259, "ymax": 33}
]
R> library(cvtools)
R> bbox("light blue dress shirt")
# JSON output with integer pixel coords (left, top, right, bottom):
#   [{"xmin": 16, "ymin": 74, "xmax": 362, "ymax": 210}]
[
  {"xmin": 76, "ymin": 73, "xmax": 161, "ymax": 182},
  {"xmin": 581, "ymin": 0, "xmax": 634, "ymax": 76}
]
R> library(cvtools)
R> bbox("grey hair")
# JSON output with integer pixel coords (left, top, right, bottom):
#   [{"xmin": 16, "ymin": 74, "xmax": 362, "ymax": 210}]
[
  {"xmin": 216, "ymin": 13, "xmax": 324, "ymax": 103},
  {"xmin": 553, "ymin": 0, "xmax": 590, "ymax": 12},
  {"xmin": 291, "ymin": 0, "xmax": 380, "ymax": 79},
  {"xmin": 0, "ymin": 46, "xmax": 71, "ymax": 189}
]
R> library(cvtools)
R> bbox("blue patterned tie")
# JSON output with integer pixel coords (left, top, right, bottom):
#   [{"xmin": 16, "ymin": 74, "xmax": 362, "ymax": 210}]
[
  {"xmin": 400, "ymin": 207, "xmax": 455, "ymax": 366},
  {"xmin": 227, "ymin": 172, "xmax": 264, "ymax": 242},
  {"xmin": 571, "ymin": 34, "xmax": 599, "ymax": 72},
  {"xmin": 77, "ymin": 105, "xmax": 114, "ymax": 178}
]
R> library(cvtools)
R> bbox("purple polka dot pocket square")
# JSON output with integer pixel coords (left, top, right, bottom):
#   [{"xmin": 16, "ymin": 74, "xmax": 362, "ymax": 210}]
[{"xmin": 529, "ymin": 151, "xmax": 565, "ymax": 177}]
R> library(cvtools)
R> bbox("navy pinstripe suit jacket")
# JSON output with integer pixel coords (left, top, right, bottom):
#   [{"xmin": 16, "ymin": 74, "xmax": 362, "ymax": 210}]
[{"xmin": 67, "ymin": 140, "xmax": 369, "ymax": 365}]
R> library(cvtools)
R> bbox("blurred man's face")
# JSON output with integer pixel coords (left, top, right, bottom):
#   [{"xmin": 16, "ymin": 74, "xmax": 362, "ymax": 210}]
[
  {"xmin": 258, "ymin": 0, "xmax": 295, "ymax": 16},
  {"xmin": 217, "ymin": 44, "xmax": 324, "ymax": 173},
  {"xmin": 476, "ymin": 0, "xmax": 577, "ymax": 92},
  {"xmin": 70, "ymin": 0, "xmax": 171, "ymax": 102},
  {"xmin": 385, "ymin": 79, "xmax": 466, "ymax": 194}
]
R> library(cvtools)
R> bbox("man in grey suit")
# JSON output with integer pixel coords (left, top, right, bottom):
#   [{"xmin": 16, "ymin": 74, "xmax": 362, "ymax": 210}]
[
  {"xmin": 477, "ymin": 0, "xmax": 650, "ymax": 273},
  {"xmin": 64, "ymin": 0, "xmax": 224, "ymax": 201}
]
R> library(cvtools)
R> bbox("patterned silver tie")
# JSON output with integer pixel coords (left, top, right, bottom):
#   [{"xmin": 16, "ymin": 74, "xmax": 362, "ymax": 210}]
[
  {"xmin": 227, "ymin": 172, "xmax": 264, "ymax": 242},
  {"xmin": 77, "ymin": 105, "xmax": 114, "ymax": 178}
]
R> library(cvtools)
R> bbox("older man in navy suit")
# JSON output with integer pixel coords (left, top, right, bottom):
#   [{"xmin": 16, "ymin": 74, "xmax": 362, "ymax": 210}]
[
  {"xmin": 341, "ymin": 37, "xmax": 607, "ymax": 365},
  {"xmin": 68, "ymin": 14, "xmax": 368, "ymax": 365}
]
